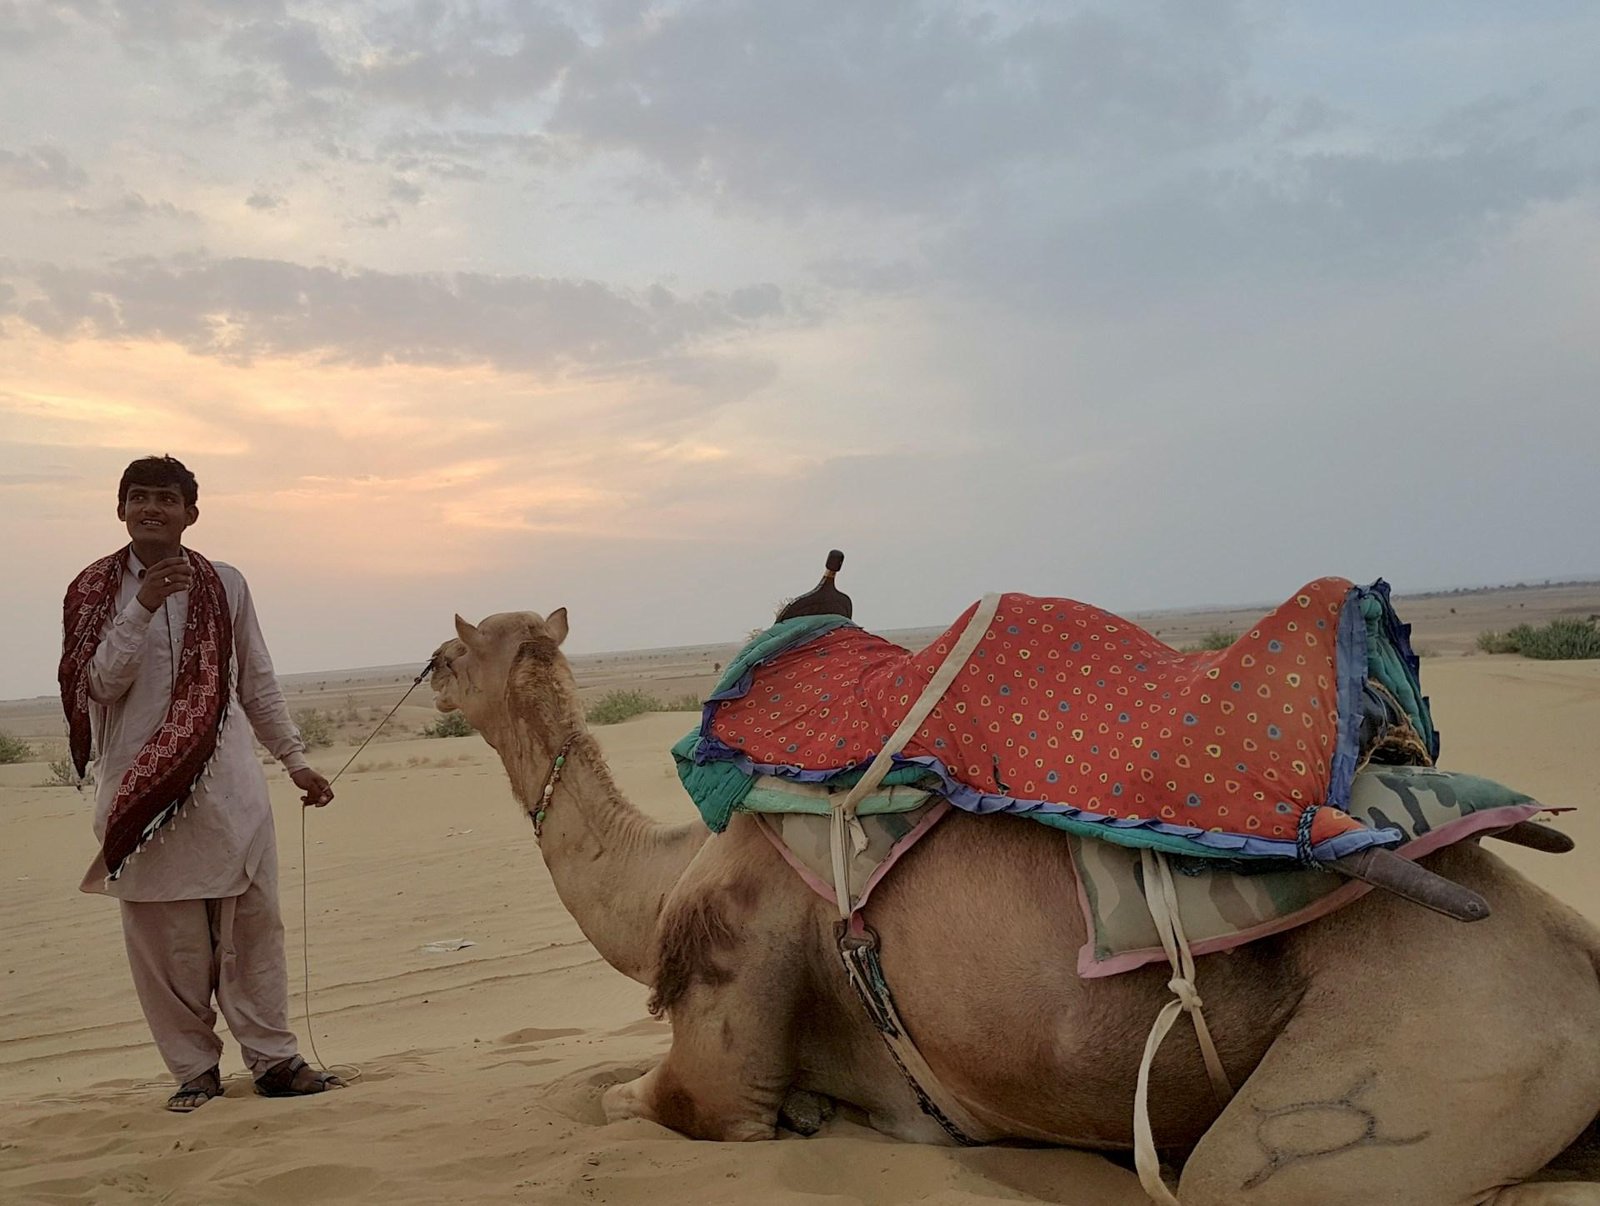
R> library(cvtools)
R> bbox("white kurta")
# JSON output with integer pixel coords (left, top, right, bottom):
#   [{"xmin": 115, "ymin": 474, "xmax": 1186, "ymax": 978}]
[{"xmin": 78, "ymin": 552, "xmax": 310, "ymax": 900}]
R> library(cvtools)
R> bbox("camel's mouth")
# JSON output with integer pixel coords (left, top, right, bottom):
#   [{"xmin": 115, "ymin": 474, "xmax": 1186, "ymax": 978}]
[{"xmin": 429, "ymin": 638, "xmax": 465, "ymax": 712}]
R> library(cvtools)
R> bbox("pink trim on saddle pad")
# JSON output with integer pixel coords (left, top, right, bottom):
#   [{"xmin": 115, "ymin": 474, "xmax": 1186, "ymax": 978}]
[
  {"xmin": 755, "ymin": 801, "xmax": 952, "ymax": 913},
  {"xmin": 1074, "ymin": 804, "xmax": 1555, "ymax": 978}
]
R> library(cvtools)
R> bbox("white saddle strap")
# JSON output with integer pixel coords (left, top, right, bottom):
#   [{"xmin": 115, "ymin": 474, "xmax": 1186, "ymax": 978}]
[
  {"xmin": 1133, "ymin": 848, "xmax": 1236, "ymax": 1205},
  {"xmin": 829, "ymin": 593, "xmax": 1002, "ymax": 920}
]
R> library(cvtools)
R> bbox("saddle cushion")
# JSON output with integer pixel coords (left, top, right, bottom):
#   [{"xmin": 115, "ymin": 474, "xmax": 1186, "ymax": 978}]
[
  {"xmin": 1071, "ymin": 766, "xmax": 1550, "ymax": 975},
  {"xmin": 685, "ymin": 578, "xmax": 1432, "ymax": 862}
]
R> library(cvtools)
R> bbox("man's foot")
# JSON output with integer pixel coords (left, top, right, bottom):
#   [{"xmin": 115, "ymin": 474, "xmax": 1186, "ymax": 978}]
[
  {"xmin": 254, "ymin": 1054, "xmax": 344, "ymax": 1098},
  {"xmin": 165, "ymin": 1067, "xmax": 223, "ymax": 1113}
]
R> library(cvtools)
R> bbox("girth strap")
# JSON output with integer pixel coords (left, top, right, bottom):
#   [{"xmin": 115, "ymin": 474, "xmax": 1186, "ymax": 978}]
[{"xmin": 836, "ymin": 916, "xmax": 989, "ymax": 1146}]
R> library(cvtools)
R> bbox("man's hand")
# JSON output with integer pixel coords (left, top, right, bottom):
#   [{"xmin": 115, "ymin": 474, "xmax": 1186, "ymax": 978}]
[
  {"xmin": 291, "ymin": 767, "xmax": 334, "ymax": 808},
  {"xmin": 136, "ymin": 556, "xmax": 193, "ymax": 612}
]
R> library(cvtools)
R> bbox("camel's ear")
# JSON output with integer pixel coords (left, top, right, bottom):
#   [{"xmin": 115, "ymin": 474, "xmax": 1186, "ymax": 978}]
[
  {"xmin": 454, "ymin": 614, "xmax": 486, "ymax": 651},
  {"xmin": 544, "ymin": 607, "xmax": 569, "ymax": 646}
]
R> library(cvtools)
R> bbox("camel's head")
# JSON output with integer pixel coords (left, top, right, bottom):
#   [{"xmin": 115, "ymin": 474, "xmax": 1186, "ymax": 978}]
[{"xmin": 430, "ymin": 609, "xmax": 570, "ymax": 747}]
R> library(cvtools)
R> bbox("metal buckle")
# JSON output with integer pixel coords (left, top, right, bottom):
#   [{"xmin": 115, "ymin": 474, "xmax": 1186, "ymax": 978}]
[{"xmin": 835, "ymin": 918, "xmax": 879, "ymax": 953}]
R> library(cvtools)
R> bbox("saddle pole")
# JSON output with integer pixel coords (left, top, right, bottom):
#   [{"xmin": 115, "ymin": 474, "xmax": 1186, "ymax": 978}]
[{"xmin": 777, "ymin": 550, "xmax": 852, "ymax": 621}]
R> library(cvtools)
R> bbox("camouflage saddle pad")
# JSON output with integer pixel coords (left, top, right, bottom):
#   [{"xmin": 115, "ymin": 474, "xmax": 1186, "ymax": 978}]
[
  {"xmin": 737, "ymin": 765, "xmax": 1548, "ymax": 975},
  {"xmin": 1071, "ymin": 765, "xmax": 1547, "ymax": 976}
]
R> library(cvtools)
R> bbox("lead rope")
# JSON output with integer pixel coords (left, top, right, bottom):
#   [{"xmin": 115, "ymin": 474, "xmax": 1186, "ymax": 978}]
[
  {"xmin": 1132, "ymin": 848, "xmax": 1235, "ymax": 1205},
  {"xmin": 298, "ymin": 655, "xmax": 437, "ymax": 1079}
]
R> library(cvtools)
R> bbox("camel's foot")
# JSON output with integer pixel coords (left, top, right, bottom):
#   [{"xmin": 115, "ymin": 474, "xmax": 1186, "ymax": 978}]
[{"xmin": 778, "ymin": 1088, "xmax": 834, "ymax": 1137}]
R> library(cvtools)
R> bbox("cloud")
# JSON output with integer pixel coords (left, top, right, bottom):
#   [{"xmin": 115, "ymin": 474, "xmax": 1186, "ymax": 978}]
[
  {"xmin": 0, "ymin": 144, "xmax": 88, "ymax": 190},
  {"xmin": 377, "ymin": 129, "xmax": 550, "ymax": 179},
  {"xmin": 934, "ymin": 140, "xmax": 1600, "ymax": 319},
  {"xmin": 549, "ymin": 1, "xmax": 1262, "ymax": 212},
  {"xmin": 387, "ymin": 176, "xmax": 424, "ymax": 205},
  {"xmin": 1, "ymin": 253, "xmax": 791, "ymax": 376},
  {"xmin": 225, "ymin": 15, "xmax": 343, "ymax": 91},
  {"xmin": 344, "ymin": 5, "xmax": 580, "ymax": 112},
  {"xmin": 41, "ymin": 0, "xmax": 289, "ymax": 48},
  {"xmin": 245, "ymin": 190, "xmax": 286, "ymax": 210},
  {"xmin": 67, "ymin": 192, "xmax": 200, "ymax": 224}
]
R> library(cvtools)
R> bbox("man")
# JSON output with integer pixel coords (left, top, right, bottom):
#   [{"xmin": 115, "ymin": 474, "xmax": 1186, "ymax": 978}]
[{"xmin": 59, "ymin": 455, "xmax": 344, "ymax": 1111}]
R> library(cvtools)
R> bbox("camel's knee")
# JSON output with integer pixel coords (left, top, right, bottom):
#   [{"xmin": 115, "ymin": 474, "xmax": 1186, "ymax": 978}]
[
  {"xmin": 602, "ymin": 1059, "xmax": 778, "ymax": 1142},
  {"xmin": 601, "ymin": 1072, "xmax": 652, "ymax": 1125}
]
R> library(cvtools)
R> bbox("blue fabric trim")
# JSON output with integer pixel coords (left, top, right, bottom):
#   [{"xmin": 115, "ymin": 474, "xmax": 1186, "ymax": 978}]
[
  {"xmin": 1329, "ymin": 586, "xmax": 1368, "ymax": 812},
  {"xmin": 689, "ymin": 739, "xmax": 1403, "ymax": 862},
  {"xmin": 1366, "ymin": 578, "xmax": 1439, "ymax": 760}
]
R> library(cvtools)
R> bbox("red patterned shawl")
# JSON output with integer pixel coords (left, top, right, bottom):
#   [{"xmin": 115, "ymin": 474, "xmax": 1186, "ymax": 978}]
[{"xmin": 58, "ymin": 547, "xmax": 233, "ymax": 879}]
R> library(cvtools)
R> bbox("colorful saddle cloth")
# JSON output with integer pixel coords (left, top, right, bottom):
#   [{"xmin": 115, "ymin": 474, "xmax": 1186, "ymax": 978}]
[{"xmin": 678, "ymin": 578, "xmax": 1436, "ymax": 863}]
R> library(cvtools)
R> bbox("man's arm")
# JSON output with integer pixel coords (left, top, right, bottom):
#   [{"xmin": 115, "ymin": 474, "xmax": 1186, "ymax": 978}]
[
  {"xmin": 85, "ymin": 557, "xmax": 192, "ymax": 704},
  {"xmin": 231, "ymin": 573, "xmax": 334, "ymax": 807},
  {"xmin": 86, "ymin": 595, "xmax": 156, "ymax": 704}
]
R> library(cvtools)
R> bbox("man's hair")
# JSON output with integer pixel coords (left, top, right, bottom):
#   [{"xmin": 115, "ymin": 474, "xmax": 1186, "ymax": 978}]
[{"xmin": 118, "ymin": 455, "xmax": 199, "ymax": 508}]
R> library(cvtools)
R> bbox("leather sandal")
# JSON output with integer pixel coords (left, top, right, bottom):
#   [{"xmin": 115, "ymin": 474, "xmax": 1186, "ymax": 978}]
[
  {"xmin": 166, "ymin": 1067, "xmax": 223, "ymax": 1112},
  {"xmin": 254, "ymin": 1054, "xmax": 344, "ymax": 1097}
]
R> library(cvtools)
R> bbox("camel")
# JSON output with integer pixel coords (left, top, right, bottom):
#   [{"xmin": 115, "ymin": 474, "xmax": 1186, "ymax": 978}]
[{"xmin": 431, "ymin": 607, "xmax": 1600, "ymax": 1206}]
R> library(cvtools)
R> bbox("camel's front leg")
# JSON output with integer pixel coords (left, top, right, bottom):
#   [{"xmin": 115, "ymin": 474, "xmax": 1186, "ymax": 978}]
[{"xmin": 604, "ymin": 832, "xmax": 814, "ymax": 1142}]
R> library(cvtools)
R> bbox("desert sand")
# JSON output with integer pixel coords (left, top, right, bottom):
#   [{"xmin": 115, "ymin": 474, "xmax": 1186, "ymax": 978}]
[{"xmin": 2, "ymin": 582, "xmax": 1598, "ymax": 1205}]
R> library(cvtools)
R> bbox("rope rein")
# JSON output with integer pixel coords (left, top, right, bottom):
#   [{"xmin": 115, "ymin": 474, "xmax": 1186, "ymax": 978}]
[{"xmin": 298, "ymin": 654, "xmax": 437, "ymax": 1078}]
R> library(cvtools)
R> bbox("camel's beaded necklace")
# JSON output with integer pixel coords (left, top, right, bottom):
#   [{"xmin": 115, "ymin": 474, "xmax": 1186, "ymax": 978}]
[{"xmin": 532, "ymin": 734, "xmax": 580, "ymax": 840}]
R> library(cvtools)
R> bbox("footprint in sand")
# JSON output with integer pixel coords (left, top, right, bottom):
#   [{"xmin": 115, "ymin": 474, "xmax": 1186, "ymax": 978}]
[
  {"xmin": 607, "ymin": 1017, "xmax": 671, "ymax": 1039},
  {"xmin": 495, "ymin": 1026, "xmax": 583, "ymax": 1053},
  {"xmin": 251, "ymin": 1163, "xmax": 378, "ymax": 1201}
]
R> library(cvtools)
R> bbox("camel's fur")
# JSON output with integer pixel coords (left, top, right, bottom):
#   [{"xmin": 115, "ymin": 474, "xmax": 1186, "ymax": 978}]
[{"xmin": 433, "ymin": 610, "xmax": 1600, "ymax": 1206}]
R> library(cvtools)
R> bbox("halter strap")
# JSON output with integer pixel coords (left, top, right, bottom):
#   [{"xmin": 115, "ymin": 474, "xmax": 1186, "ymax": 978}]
[{"xmin": 532, "ymin": 733, "xmax": 581, "ymax": 841}]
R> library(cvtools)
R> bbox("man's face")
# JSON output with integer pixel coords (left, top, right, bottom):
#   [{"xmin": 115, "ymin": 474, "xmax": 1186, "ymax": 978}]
[{"xmin": 118, "ymin": 482, "xmax": 197, "ymax": 547}]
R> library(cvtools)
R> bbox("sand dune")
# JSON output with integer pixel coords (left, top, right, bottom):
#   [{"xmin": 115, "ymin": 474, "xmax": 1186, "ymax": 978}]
[{"xmin": 3, "ymin": 589, "xmax": 1598, "ymax": 1204}]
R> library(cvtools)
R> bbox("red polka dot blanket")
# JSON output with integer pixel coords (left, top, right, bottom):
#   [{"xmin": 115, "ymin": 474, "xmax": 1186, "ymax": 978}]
[{"xmin": 686, "ymin": 577, "xmax": 1435, "ymax": 863}]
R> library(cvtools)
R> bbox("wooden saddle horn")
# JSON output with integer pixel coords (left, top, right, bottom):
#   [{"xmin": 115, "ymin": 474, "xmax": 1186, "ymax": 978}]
[
  {"xmin": 1331, "ymin": 820, "xmax": 1575, "ymax": 923},
  {"xmin": 777, "ymin": 550, "xmax": 853, "ymax": 622}
]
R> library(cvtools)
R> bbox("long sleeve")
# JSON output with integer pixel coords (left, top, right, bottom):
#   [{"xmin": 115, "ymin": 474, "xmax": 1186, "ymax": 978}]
[
  {"xmin": 87, "ymin": 595, "xmax": 157, "ymax": 705},
  {"xmin": 231, "ymin": 576, "xmax": 310, "ymax": 774}
]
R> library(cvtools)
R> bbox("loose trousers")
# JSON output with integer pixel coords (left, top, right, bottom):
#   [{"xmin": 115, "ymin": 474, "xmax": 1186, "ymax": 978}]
[{"xmin": 118, "ymin": 873, "xmax": 298, "ymax": 1083}]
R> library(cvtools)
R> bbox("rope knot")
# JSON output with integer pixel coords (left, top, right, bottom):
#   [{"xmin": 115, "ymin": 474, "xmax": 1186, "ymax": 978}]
[{"xmin": 1167, "ymin": 975, "xmax": 1203, "ymax": 1013}]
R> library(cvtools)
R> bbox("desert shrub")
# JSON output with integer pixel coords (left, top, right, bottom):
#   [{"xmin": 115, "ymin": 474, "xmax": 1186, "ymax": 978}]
[
  {"xmin": 1515, "ymin": 618, "xmax": 1600, "ymax": 660},
  {"xmin": 1476, "ymin": 629, "xmax": 1523, "ymax": 654},
  {"xmin": 44, "ymin": 758, "xmax": 87, "ymax": 786},
  {"xmin": 584, "ymin": 690, "xmax": 707, "ymax": 725},
  {"xmin": 0, "ymin": 730, "xmax": 30, "ymax": 764},
  {"xmin": 586, "ymin": 690, "xmax": 663, "ymax": 725},
  {"xmin": 1477, "ymin": 619, "xmax": 1600, "ymax": 660},
  {"xmin": 423, "ymin": 712, "xmax": 476, "ymax": 738},
  {"xmin": 1179, "ymin": 630, "xmax": 1238, "ymax": 653},
  {"xmin": 293, "ymin": 708, "xmax": 336, "ymax": 748}
]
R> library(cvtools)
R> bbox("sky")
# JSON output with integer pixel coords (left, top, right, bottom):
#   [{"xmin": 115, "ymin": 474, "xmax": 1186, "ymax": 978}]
[{"xmin": 3, "ymin": 1, "xmax": 1599, "ymax": 700}]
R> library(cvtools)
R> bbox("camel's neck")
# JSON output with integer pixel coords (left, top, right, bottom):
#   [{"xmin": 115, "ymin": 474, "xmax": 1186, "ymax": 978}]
[{"xmin": 502, "ymin": 719, "xmax": 708, "ymax": 984}]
